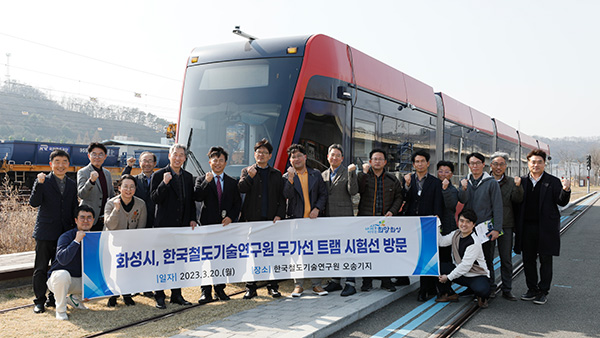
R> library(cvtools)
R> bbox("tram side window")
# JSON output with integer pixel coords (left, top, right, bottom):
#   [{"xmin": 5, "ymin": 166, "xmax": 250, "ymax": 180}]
[
  {"xmin": 496, "ymin": 138, "xmax": 519, "ymax": 176},
  {"xmin": 382, "ymin": 116, "xmax": 435, "ymax": 175},
  {"xmin": 353, "ymin": 119, "xmax": 376, "ymax": 167},
  {"xmin": 296, "ymin": 99, "xmax": 345, "ymax": 172}
]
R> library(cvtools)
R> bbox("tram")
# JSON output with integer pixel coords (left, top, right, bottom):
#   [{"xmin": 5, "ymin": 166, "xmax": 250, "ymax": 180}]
[{"xmin": 176, "ymin": 34, "xmax": 545, "ymax": 181}]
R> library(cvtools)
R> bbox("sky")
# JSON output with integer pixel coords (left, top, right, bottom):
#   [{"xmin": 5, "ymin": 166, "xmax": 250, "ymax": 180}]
[{"xmin": 1, "ymin": 0, "xmax": 598, "ymax": 139}]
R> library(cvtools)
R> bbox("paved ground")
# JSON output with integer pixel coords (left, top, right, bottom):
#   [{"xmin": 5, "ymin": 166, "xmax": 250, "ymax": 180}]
[
  {"xmin": 171, "ymin": 279, "xmax": 419, "ymax": 338},
  {"xmin": 454, "ymin": 201, "xmax": 600, "ymax": 338}
]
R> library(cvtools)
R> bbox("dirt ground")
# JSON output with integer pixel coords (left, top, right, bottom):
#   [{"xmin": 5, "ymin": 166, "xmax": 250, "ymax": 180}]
[{"xmin": 0, "ymin": 280, "xmax": 297, "ymax": 338}]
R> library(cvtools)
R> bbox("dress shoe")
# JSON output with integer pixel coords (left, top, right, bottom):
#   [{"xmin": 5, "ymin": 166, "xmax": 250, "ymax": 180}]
[
  {"xmin": 502, "ymin": 291, "xmax": 517, "ymax": 301},
  {"xmin": 215, "ymin": 288, "xmax": 230, "ymax": 301},
  {"xmin": 521, "ymin": 290, "xmax": 538, "ymax": 301},
  {"xmin": 171, "ymin": 296, "xmax": 192, "ymax": 305},
  {"xmin": 45, "ymin": 297, "xmax": 56, "ymax": 308},
  {"xmin": 267, "ymin": 287, "xmax": 281, "ymax": 298},
  {"xmin": 323, "ymin": 281, "xmax": 342, "ymax": 292},
  {"xmin": 243, "ymin": 288, "xmax": 257, "ymax": 300},
  {"xmin": 340, "ymin": 284, "xmax": 357, "ymax": 297},
  {"xmin": 477, "ymin": 296, "xmax": 489, "ymax": 308},
  {"xmin": 155, "ymin": 298, "xmax": 167, "ymax": 309},
  {"xmin": 33, "ymin": 304, "xmax": 45, "ymax": 314},
  {"xmin": 381, "ymin": 280, "xmax": 397, "ymax": 292},
  {"xmin": 361, "ymin": 281, "xmax": 373, "ymax": 292},
  {"xmin": 198, "ymin": 291, "xmax": 213, "ymax": 304},
  {"xmin": 123, "ymin": 296, "xmax": 136, "ymax": 306},
  {"xmin": 533, "ymin": 293, "xmax": 547, "ymax": 305},
  {"xmin": 435, "ymin": 293, "xmax": 459, "ymax": 302},
  {"xmin": 143, "ymin": 291, "xmax": 155, "ymax": 298},
  {"xmin": 489, "ymin": 291, "xmax": 496, "ymax": 298},
  {"xmin": 107, "ymin": 296, "xmax": 118, "ymax": 307},
  {"xmin": 417, "ymin": 290, "xmax": 432, "ymax": 301},
  {"xmin": 394, "ymin": 277, "xmax": 411, "ymax": 286}
]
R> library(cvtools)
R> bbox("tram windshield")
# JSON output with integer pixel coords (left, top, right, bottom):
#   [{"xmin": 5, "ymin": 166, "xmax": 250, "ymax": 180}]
[{"xmin": 178, "ymin": 57, "xmax": 302, "ymax": 178}]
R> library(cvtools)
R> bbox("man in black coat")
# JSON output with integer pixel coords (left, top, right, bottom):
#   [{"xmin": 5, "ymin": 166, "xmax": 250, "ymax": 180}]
[
  {"xmin": 29, "ymin": 149, "xmax": 78, "ymax": 314},
  {"xmin": 238, "ymin": 139, "xmax": 285, "ymax": 299},
  {"xmin": 194, "ymin": 146, "xmax": 242, "ymax": 303},
  {"xmin": 402, "ymin": 150, "xmax": 443, "ymax": 301},
  {"xmin": 150, "ymin": 144, "xmax": 197, "ymax": 309},
  {"xmin": 515, "ymin": 149, "xmax": 570, "ymax": 305}
]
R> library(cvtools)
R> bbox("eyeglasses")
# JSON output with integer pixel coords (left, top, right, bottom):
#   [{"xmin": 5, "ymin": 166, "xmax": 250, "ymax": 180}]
[
  {"xmin": 491, "ymin": 162, "xmax": 506, "ymax": 167},
  {"xmin": 90, "ymin": 153, "xmax": 105, "ymax": 158},
  {"xmin": 255, "ymin": 150, "xmax": 270, "ymax": 155},
  {"xmin": 468, "ymin": 161, "xmax": 483, "ymax": 166},
  {"xmin": 121, "ymin": 185, "xmax": 136, "ymax": 190},
  {"xmin": 77, "ymin": 216, "xmax": 94, "ymax": 221}
]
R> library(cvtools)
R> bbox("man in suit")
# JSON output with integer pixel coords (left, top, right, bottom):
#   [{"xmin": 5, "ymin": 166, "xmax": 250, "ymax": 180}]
[
  {"xmin": 403, "ymin": 150, "xmax": 443, "ymax": 301},
  {"xmin": 29, "ymin": 149, "xmax": 78, "ymax": 314},
  {"xmin": 194, "ymin": 146, "xmax": 242, "ymax": 303},
  {"xmin": 490, "ymin": 152, "xmax": 523, "ymax": 301},
  {"xmin": 150, "ymin": 143, "xmax": 197, "ymax": 309},
  {"xmin": 515, "ymin": 149, "xmax": 570, "ymax": 305},
  {"xmin": 77, "ymin": 142, "xmax": 115, "ymax": 231},
  {"xmin": 357, "ymin": 148, "xmax": 403, "ymax": 292},
  {"xmin": 282, "ymin": 143, "xmax": 328, "ymax": 297},
  {"xmin": 321, "ymin": 144, "xmax": 359, "ymax": 296},
  {"xmin": 122, "ymin": 151, "xmax": 157, "ymax": 228},
  {"xmin": 238, "ymin": 139, "xmax": 285, "ymax": 299}
]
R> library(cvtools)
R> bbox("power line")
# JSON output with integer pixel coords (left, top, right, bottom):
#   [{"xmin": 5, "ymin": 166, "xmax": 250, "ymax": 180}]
[{"xmin": 0, "ymin": 31, "xmax": 180, "ymax": 82}]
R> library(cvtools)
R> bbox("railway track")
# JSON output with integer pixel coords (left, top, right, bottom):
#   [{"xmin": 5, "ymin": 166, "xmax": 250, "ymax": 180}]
[
  {"xmin": 430, "ymin": 192, "xmax": 598, "ymax": 338},
  {"xmin": 1, "ymin": 193, "xmax": 596, "ymax": 337}
]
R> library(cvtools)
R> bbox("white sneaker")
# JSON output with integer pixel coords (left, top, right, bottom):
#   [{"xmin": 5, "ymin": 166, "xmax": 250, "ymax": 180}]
[
  {"xmin": 56, "ymin": 312, "xmax": 68, "ymax": 320},
  {"xmin": 66, "ymin": 294, "xmax": 88, "ymax": 309}
]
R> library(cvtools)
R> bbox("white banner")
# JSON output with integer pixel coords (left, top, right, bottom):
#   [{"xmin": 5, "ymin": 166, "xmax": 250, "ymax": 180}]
[{"xmin": 82, "ymin": 216, "xmax": 440, "ymax": 299}]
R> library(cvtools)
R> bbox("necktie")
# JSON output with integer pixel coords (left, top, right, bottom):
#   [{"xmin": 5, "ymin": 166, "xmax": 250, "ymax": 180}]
[{"xmin": 216, "ymin": 175, "xmax": 222, "ymax": 207}]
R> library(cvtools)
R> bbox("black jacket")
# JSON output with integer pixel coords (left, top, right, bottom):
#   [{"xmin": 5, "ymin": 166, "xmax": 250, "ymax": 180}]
[
  {"xmin": 150, "ymin": 165, "xmax": 197, "ymax": 228},
  {"xmin": 29, "ymin": 173, "xmax": 78, "ymax": 241},
  {"xmin": 195, "ymin": 172, "xmax": 242, "ymax": 225},
  {"xmin": 514, "ymin": 172, "xmax": 570, "ymax": 256},
  {"xmin": 402, "ymin": 173, "xmax": 443, "ymax": 218},
  {"xmin": 238, "ymin": 164, "xmax": 285, "ymax": 221}
]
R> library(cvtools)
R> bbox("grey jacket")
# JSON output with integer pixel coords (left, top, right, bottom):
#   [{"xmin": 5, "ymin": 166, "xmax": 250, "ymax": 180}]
[
  {"xmin": 462, "ymin": 172, "xmax": 503, "ymax": 232},
  {"xmin": 77, "ymin": 163, "xmax": 115, "ymax": 225},
  {"xmin": 321, "ymin": 165, "xmax": 358, "ymax": 217}
]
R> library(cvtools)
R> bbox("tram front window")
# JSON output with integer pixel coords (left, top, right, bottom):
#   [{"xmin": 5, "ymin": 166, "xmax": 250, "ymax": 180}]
[{"xmin": 178, "ymin": 58, "xmax": 302, "ymax": 178}]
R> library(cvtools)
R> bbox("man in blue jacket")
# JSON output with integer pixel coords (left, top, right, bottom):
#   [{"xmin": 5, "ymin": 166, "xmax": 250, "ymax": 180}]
[
  {"xmin": 29, "ymin": 149, "xmax": 78, "ymax": 314},
  {"xmin": 47, "ymin": 205, "xmax": 95, "ymax": 320}
]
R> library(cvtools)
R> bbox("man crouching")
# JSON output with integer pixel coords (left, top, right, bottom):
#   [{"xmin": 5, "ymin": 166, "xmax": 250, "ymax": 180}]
[{"xmin": 47, "ymin": 205, "xmax": 94, "ymax": 320}]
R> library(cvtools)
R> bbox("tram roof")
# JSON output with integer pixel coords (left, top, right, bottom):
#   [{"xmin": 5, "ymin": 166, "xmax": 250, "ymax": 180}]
[
  {"xmin": 438, "ymin": 92, "xmax": 494, "ymax": 136},
  {"xmin": 517, "ymin": 131, "xmax": 538, "ymax": 150},
  {"xmin": 493, "ymin": 118, "xmax": 519, "ymax": 145}
]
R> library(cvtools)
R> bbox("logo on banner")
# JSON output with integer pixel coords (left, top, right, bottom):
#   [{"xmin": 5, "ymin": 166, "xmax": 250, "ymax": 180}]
[{"xmin": 365, "ymin": 220, "xmax": 401, "ymax": 234}]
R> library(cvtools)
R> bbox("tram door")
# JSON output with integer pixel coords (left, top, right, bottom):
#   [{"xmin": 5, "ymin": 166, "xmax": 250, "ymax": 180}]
[
  {"xmin": 351, "ymin": 108, "xmax": 378, "ymax": 168},
  {"xmin": 294, "ymin": 99, "xmax": 346, "ymax": 171}
]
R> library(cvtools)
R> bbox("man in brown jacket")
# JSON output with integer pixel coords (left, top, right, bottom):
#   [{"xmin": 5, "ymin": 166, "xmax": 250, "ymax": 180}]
[
  {"xmin": 357, "ymin": 148, "xmax": 403, "ymax": 292},
  {"xmin": 238, "ymin": 139, "xmax": 286, "ymax": 299}
]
